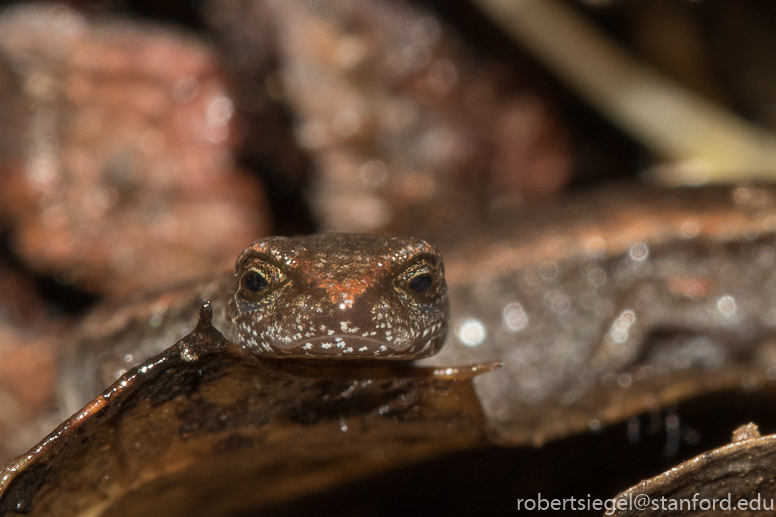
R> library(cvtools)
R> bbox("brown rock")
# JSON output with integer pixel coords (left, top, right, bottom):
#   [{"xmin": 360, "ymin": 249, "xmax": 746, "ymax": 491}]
[
  {"xmin": 209, "ymin": 0, "xmax": 571, "ymax": 237},
  {"xmin": 0, "ymin": 4, "xmax": 270, "ymax": 296}
]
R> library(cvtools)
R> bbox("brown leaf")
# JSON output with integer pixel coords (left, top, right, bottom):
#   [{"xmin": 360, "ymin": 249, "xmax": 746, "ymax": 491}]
[{"xmin": 0, "ymin": 303, "xmax": 490, "ymax": 516}]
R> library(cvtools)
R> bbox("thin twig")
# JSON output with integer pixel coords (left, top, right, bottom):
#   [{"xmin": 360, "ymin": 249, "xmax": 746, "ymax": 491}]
[{"xmin": 472, "ymin": 0, "xmax": 776, "ymax": 184}]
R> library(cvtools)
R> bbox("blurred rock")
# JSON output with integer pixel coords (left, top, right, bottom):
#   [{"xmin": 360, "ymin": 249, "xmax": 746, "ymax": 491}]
[
  {"xmin": 0, "ymin": 4, "xmax": 270, "ymax": 296},
  {"xmin": 205, "ymin": 0, "xmax": 316, "ymax": 235},
  {"xmin": 0, "ymin": 325, "xmax": 59, "ymax": 467},
  {"xmin": 425, "ymin": 185, "xmax": 776, "ymax": 445},
  {"xmin": 208, "ymin": 0, "xmax": 571, "ymax": 237},
  {"xmin": 0, "ymin": 266, "xmax": 61, "ymax": 466}
]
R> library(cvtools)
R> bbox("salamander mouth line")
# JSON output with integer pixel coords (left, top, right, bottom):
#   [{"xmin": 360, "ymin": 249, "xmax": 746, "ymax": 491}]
[{"xmin": 271, "ymin": 334, "xmax": 413, "ymax": 352}]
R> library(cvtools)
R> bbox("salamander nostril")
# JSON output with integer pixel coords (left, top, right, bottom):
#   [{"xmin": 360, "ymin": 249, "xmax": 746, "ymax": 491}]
[{"xmin": 408, "ymin": 273, "xmax": 432, "ymax": 293}]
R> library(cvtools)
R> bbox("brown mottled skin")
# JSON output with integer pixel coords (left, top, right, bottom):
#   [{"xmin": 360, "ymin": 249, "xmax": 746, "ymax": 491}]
[
  {"xmin": 60, "ymin": 233, "xmax": 449, "ymax": 413},
  {"xmin": 230, "ymin": 234, "xmax": 448, "ymax": 358}
]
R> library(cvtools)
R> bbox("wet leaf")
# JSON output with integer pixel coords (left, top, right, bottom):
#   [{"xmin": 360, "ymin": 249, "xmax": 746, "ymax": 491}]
[
  {"xmin": 611, "ymin": 422, "xmax": 776, "ymax": 516},
  {"xmin": 0, "ymin": 303, "xmax": 490, "ymax": 517}
]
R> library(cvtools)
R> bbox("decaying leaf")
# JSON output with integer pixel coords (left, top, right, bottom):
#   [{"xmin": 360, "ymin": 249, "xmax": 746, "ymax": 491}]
[
  {"xmin": 611, "ymin": 422, "xmax": 776, "ymax": 516},
  {"xmin": 0, "ymin": 303, "xmax": 493, "ymax": 516}
]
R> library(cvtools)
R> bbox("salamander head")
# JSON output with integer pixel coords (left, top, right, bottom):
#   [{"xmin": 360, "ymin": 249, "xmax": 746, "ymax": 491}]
[{"xmin": 227, "ymin": 233, "xmax": 449, "ymax": 359}]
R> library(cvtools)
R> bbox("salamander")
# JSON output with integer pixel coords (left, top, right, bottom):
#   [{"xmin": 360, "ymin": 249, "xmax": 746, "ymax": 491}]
[{"xmin": 59, "ymin": 233, "xmax": 449, "ymax": 413}]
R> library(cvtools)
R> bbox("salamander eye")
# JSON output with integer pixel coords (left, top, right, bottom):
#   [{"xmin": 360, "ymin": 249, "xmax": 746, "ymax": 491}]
[
  {"xmin": 237, "ymin": 259, "xmax": 286, "ymax": 303},
  {"xmin": 408, "ymin": 273, "xmax": 432, "ymax": 293},
  {"xmin": 399, "ymin": 259, "xmax": 440, "ymax": 300},
  {"xmin": 243, "ymin": 271, "xmax": 268, "ymax": 293}
]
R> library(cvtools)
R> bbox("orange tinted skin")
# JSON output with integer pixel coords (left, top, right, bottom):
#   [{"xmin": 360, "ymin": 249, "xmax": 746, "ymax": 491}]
[{"xmin": 228, "ymin": 233, "xmax": 449, "ymax": 359}]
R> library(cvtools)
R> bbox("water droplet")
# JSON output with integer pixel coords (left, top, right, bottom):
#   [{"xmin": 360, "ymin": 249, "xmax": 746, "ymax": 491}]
[
  {"xmin": 717, "ymin": 295, "xmax": 737, "ymax": 316},
  {"xmin": 680, "ymin": 220, "xmax": 699, "ymax": 239},
  {"xmin": 173, "ymin": 77, "xmax": 199, "ymax": 103},
  {"xmin": 607, "ymin": 309, "xmax": 636, "ymax": 344},
  {"xmin": 180, "ymin": 348, "xmax": 198, "ymax": 362},
  {"xmin": 456, "ymin": 319, "xmax": 486, "ymax": 347},
  {"xmin": 628, "ymin": 242, "xmax": 649, "ymax": 261},
  {"xmin": 586, "ymin": 237, "xmax": 606, "ymax": 258},
  {"xmin": 502, "ymin": 302, "xmax": 528, "ymax": 332}
]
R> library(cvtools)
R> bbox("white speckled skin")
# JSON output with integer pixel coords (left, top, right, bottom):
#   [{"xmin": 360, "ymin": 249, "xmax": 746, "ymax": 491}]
[{"xmin": 228, "ymin": 233, "xmax": 449, "ymax": 359}]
